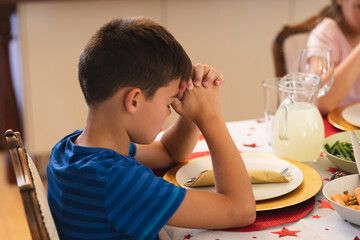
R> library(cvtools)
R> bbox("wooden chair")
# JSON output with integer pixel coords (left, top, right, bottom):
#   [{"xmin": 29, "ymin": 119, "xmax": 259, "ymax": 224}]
[
  {"xmin": 5, "ymin": 129, "xmax": 59, "ymax": 240},
  {"xmin": 272, "ymin": 5, "xmax": 334, "ymax": 77}
]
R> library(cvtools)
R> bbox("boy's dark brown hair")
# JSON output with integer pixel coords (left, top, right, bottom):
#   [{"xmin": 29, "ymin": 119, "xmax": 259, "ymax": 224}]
[{"xmin": 78, "ymin": 17, "xmax": 192, "ymax": 105}]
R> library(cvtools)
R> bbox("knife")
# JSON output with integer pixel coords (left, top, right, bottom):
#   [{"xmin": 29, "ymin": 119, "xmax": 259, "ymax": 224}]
[{"xmin": 350, "ymin": 131, "xmax": 360, "ymax": 174}]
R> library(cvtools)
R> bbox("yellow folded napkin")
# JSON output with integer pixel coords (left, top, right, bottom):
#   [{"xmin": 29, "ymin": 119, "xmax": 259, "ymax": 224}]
[{"xmin": 184, "ymin": 170, "xmax": 293, "ymax": 187}]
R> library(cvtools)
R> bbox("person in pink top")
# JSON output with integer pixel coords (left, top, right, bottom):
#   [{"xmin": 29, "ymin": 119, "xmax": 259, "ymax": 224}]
[{"xmin": 307, "ymin": 0, "xmax": 360, "ymax": 115}]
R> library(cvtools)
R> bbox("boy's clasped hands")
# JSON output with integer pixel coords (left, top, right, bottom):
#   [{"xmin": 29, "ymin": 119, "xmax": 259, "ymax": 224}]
[
  {"xmin": 173, "ymin": 63, "xmax": 224, "ymax": 124},
  {"xmin": 178, "ymin": 63, "xmax": 224, "ymax": 98}
]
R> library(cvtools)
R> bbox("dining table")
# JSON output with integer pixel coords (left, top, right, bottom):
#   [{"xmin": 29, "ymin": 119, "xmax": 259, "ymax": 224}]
[{"xmin": 159, "ymin": 117, "xmax": 360, "ymax": 240}]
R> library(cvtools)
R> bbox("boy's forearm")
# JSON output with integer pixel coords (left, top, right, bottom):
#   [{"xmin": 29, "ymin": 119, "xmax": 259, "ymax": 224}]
[
  {"xmin": 197, "ymin": 115, "xmax": 254, "ymax": 201},
  {"xmin": 160, "ymin": 117, "xmax": 200, "ymax": 163}
]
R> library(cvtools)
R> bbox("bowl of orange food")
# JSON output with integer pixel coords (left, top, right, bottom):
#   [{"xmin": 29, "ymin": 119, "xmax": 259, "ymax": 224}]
[{"xmin": 322, "ymin": 174, "xmax": 360, "ymax": 225}]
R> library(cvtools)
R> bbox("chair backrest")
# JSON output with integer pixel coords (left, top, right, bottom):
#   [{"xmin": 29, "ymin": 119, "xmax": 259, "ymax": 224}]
[
  {"xmin": 5, "ymin": 129, "xmax": 59, "ymax": 240},
  {"xmin": 272, "ymin": 5, "xmax": 334, "ymax": 77}
]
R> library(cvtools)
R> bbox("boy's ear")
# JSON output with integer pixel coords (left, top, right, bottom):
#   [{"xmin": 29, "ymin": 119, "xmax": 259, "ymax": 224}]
[{"xmin": 124, "ymin": 88, "xmax": 142, "ymax": 113}]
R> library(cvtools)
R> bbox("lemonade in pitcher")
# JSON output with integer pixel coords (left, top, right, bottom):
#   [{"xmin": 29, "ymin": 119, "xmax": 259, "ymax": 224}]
[
  {"xmin": 271, "ymin": 73, "xmax": 324, "ymax": 162},
  {"xmin": 271, "ymin": 102, "xmax": 324, "ymax": 162}
]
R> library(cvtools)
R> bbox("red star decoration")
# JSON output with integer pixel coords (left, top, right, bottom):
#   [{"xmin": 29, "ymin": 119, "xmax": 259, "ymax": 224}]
[
  {"xmin": 312, "ymin": 214, "xmax": 321, "ymax": 219},
  {"xmin": 318, "ymin": 200, "xmax": 334, "ymax": 210},
  {"xmin": 326, "ymin": 167, "xmax": 339, "ymax": 173},
  {"xmin": 183, "ymin": 234, "xmax": 192, "ymax": 239},
  {"xmin": 243, "ymin": 143, "xmax": 257, "ymax": 148},
  {"xmin": 323, "ymin": 178, "xmax": 330, "ymax": 181},
  {"xmin": 354, "ymin": 237, "xmax": 360, "ymax": 240},
  {"xmin": 198, "ymin": 134, "xmax": 204, "ymax": 141},
  {"xmin": 271, "ymin": 227, "xmax": 301, "ymax": 237}
]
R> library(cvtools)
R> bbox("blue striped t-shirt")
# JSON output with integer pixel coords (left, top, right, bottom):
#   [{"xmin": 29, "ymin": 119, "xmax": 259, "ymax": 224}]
[{"xmin": 47, "ymin": 130, "xmax": 186, "ymax": 240}]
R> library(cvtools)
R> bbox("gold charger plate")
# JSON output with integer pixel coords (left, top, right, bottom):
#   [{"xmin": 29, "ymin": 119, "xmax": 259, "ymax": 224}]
[
  {"xmin": 328, "ymin": 102, "xmax": 360, "ymax": 131},
  {"xmin": 163, "ymin": 153, "xmax": 322, "ymax": 211}
]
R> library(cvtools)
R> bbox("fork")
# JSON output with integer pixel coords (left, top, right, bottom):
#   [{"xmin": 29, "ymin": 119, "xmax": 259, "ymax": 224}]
[{"xmin": 280, "ymin": 167, "xmax": 291, "ymax": 177}]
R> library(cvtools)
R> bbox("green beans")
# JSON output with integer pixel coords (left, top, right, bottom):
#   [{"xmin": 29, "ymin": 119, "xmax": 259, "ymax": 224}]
[{"xmin": 324, "ymin": 141, "xmax": 355, "ymax": 162}]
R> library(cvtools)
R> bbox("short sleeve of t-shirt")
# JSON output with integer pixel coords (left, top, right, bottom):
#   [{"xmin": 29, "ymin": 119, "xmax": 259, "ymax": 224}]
[
  {"xmin": 104, "ymin": 161, "xmax": 186, "ymax": 239},
  {"xmin": 307, "ymin": 18, "xmax": 352, "ymax": 65}
]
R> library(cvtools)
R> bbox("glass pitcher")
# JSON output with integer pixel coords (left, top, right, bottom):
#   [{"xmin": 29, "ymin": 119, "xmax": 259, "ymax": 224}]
[{"xmin": 271, "ymin": 72, "xmax": 324, "ymax": 162}]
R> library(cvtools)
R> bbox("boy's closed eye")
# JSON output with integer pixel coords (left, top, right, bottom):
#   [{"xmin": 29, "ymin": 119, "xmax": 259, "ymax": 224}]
[
  {"xmin": 169, "ymin": 94, "xmax": 178, "ymax": 103},
  {"xmin": 167, "ymin": 94, "xmax": 178, "ymax": 109}
]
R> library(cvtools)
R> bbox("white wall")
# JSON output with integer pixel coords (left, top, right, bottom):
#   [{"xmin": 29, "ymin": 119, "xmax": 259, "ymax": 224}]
[{"xmin": 16, "ymin": 0, "xmax": 329, "ymax": 153}]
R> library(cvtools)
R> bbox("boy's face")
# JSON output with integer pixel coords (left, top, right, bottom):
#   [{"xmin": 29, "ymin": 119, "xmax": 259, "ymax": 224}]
[{"xmin": 135, "ymin": 78, "xmax": 181, "ymax": 144}]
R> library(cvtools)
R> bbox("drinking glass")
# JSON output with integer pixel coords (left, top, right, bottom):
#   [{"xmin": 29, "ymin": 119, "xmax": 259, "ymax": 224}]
[
  {"xmin": 262, "ymin": 77, "xmax": 281, "ymax": 145},
  {"xmin": 299, "ymin": 46, "xmax": 334, "ymax": 98}
]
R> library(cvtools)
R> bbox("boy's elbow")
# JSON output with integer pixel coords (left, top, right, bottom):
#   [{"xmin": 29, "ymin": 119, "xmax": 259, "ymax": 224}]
[
  {"xmin": 230, "ymin": 201, "xmax": 256, "ymax": 227},
  {"xmin": 244, "ymin": 209, "xmax": 257, "ymax": 226},
  {"xmin": 239, "ymin": 204, "xmax": 256, "ymax": 226}
]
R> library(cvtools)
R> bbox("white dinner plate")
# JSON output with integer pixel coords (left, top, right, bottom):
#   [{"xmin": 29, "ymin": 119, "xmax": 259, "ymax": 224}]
[
  {"xmin": 176, "ymin": 153, "xmax": 304, "ymax": 201},
  {"xmin": 342, "ymin": 103, "xmax": 360, "ymax": 127}
]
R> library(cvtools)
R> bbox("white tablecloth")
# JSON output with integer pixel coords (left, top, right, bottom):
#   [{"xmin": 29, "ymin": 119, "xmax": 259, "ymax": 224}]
[{"xmin": 164, "ymin": 119, "xmax": 360, "ymax": 239}]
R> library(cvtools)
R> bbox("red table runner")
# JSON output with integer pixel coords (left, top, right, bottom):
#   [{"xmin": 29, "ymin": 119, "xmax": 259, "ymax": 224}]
[{"xmin": 223, "ymin": 197, "xmax": 315, "ymax": 232}]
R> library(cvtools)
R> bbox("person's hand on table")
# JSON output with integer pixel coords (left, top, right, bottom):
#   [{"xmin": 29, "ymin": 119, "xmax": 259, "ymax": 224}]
[{"xmin": 177, "ymin": 63, "xmax": 224, "ymax": 99}]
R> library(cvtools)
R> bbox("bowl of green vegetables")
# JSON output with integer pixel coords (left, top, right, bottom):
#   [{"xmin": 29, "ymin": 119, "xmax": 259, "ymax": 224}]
[{"xmin": 323, "ymin": 130, "xmax": 360, "ymax": 174}]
